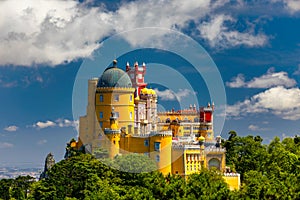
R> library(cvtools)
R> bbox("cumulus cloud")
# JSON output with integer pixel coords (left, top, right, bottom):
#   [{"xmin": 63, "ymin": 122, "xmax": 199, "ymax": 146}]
[
  {"xmin": 31, "ymin": 118, "xmax": 78, "ymax": 130},
  {"xmin": 0, "ymin": 142, "xmax": 14, "ymax": 149},
  {"xmin": 226, "ymin": 68, "xmax": 296, "ymax": 88},
  {"xmin": 226, "ymin": 86, "xmax": 300, "ymax": 120},
  {"xmin": 198, "ymin": 14, "xmax": 268, "ymax": 49},
  {"xmin": 0, "ymin": 0, "xmax": 269, "ymax": 66},
  {"xmin": 226, "ymin": 74, "xmax": 246, "ymax": 88},
  {"xmin": 4, "ymin": 125, "xmax": 18, "ymax": 132},
  {"xmin": 33, "ymin": 120, "xmax": 56, "ymax": 129},
  {"xmin": 154, "ymin": 88, "xmax": 195, "ymax": 102},
  {"xmin": 56, "ymin": 118, "xmax": 79, "ymax": 129}
]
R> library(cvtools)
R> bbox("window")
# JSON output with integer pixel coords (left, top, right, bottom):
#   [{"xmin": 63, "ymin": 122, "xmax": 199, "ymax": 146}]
[
  {"xmin": 144, "ymin": 139, "xmax": 149, "ymax": 147},
  {"xmin": 99, "ymin": 122, "xmax": 103, "ymax": 128},
  {"xmin": 208, "ymin": 158, "xmax": 221, "ymax": 170},
  {"xmin": 114, "ymin": 94, "xmax": 119, "ymax": 102},
  {"xmin": 155, "ymin": 155, "xmax": 160, "ymax": 162},
  {"xmin": 115, "ymin": 112, "xmax": 119, "ymax": 118},
  {"xmin": 100, "ymin": 95, "xmax": 103, "ymax": 102},
  {"xmin": 154, "ymin": 142, "xmax": 160, "ymax": 152},
  {"xmin": 128, "ymin": 124, "xmax": 132, "ymax": 134},
  {"xmin": 130, "ymin": 95, "xmax": 133, "ymax": 102},
  {"xmin": 130, "ymin": 112, "xmax": 132, "ymax": 119},
  {"xmin": 99, "ymin": 112, "xmax": 103, "ymax": 119},
  {"xmin": 144, "ymin": 152, "xmax": 149, "ymax": 157}
]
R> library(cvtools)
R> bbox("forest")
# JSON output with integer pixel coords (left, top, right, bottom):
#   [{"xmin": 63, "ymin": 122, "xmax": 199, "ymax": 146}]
[{"xmin": 1, "ymin": 131, "xmax": 300, "ymax": 200}]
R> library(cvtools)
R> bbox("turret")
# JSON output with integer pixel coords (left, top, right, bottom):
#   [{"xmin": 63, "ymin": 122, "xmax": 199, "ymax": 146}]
[
  {"xmin": 126, "ymin": 61, "xmax": 147, "ymax": 97},
  {"xmin": 103, "ymin": 109, "xmax": 121, "ymax": 158}
]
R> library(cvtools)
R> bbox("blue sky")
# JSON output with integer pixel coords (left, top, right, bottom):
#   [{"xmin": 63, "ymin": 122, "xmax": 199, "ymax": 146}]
[{"xmin": 0, "ymin": 0, "xmax": 299, "ymax": 168}]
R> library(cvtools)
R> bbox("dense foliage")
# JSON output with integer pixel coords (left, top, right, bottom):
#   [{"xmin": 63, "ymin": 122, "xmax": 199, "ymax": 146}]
[
  {"xmin": 223, "ymin": 131, "xmax": 300, "ymax": 199},
  {"xmin": 1, "ymin": 132, "xmax": 300, "ymax": 199}
]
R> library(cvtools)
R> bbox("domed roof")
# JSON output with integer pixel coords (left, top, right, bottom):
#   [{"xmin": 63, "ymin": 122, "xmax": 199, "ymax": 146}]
[
  {"xmin": 141, "ymin": 88, "xmax": 149, "ymax": 94},
  {"xmin": 198, "ymin": 136, "xmax": 205, "ymax": 142},
  {"xmin": 97, "ymin": 62, "xmax": 132, "ymax": 88},
  {"xmin": 141, "ymin": 88, "xmax": 156, "ymax": 95}
]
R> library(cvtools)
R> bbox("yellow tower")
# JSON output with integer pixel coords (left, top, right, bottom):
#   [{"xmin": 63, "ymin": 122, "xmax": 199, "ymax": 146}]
[
  {"xmin": 149, "ymin": 132, "xmax": 173, "ymax": 175},
  {"xmin": 104, "ymin": 108, "xmax": 121, "ymax": 158},
  {"xmin": 95, "ymin": 60, "xmax": 135, "ymax": 134}
]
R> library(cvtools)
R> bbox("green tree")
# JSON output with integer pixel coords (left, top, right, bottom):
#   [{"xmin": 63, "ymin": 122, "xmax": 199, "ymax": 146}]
[
  {"xmin": 223, "ymin": 132, "xmax": 267, "ymax": 178},
  {"xmin": 29, "ymin": 154, "xmax": 117, "ymax": 199},
  {"xmin": 11, "ymin": 175, "xmax": 35, "ymax": 200},
  {"xmin": 0, "ymin": 178, "xmax": 13, "ymax": 200},
  {"xmin": 112, "ymin": 154, "xmax": 157, "ymax": 173},
  {"xmin": 186, "ymin": 169, "xmax": 230, "ymax": 200}
]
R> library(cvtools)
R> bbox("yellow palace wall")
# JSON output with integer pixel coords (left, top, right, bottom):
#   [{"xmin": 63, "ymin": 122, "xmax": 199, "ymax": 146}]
[{"xmin": 95, "ymin": 87, "xmax": 135, "ymax": 133}]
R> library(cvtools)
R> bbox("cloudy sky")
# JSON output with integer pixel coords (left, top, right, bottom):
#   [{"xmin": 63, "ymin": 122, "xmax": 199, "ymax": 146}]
[{"xmin": 0, "ymin": 0, "xmax": 299, "ymax": 168}]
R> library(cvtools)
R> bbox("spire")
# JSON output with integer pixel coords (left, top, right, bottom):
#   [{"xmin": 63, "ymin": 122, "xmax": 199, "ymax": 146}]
[{"xmin": 126, "ymin": 61, "xmax": 131, "ymax": 72}]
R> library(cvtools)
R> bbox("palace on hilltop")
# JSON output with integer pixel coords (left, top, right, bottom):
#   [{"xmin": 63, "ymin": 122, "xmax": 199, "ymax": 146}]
[{"xmin": 76, "ymin": 60, "xmax": 240, "ymax": 190}]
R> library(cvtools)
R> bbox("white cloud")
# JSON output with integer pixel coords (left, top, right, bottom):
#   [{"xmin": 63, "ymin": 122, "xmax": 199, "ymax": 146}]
[
  {"xmin": 226, "ymin": 68, "xmax": 296, "ymax": 88},
  {"xmin": 56, "ymin": 118, "xmax": 79, "ymax": 129},
  {"xmin": 226, "ymin": 74, "xmax": 246, "ymax": 88},
  {"xmin": 248, "ymin": 124, "xmax": 260, "ymax": 131},
  {"xmin": 33, "ymin": 120, "xmax": 56, "ymax": 129},
  {"xmin": 248, "ymin": 124, "xmax": 268, "ymax": 131},
  {"xmin": 0, "ymin": 0, "xmax": 268, "ymax": 66},
  {"xmin": 154, "ymin": 88, "xmax": 195, "ymax": 102},
  {"xmin": 198, "ymin": 14, "xmax": 268, "ymax": 49},
  {"xmin": 0, "ymin": 142, "xmax": 14, "ymax": 149},
  {"xmin": 4, "ymin": 125, "xmax": 18, "ymax": 132},
  {"xmin": 0, "ymin": 0, "xmax": 109, "ymax": 66},
  {"xmin": 226, "ymin": 86, "xmax": 300, "ymax": 120},
  {"xmin": 37, "ymin": 139, "xmax": 47, "ymax": 145},
  {"xmin": 31, "ymin": 118, "xmax": 78, "ymax": 130},
  {"xmin": 272, "ymin": 0, "xmax": 300, "ymax": 13}
]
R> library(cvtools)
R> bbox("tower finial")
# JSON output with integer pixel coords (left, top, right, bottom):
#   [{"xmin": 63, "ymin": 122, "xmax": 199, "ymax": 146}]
[{"xmin": 113, "ymin": 59, "xmax": 117, "ymax": 67}]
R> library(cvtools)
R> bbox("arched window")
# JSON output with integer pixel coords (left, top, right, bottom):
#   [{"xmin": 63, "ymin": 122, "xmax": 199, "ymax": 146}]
[
  {"xmin": 166, "ymin": 118, "xmax": 170, "ymax": 123},
  {"xmin": 208, "ymin": 158, "xmax": 221, "ymax": 170}
]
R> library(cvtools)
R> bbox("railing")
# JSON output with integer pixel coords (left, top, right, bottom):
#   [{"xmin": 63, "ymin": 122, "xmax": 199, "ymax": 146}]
[
  {"xmin": 223, "ymin": 173, "xmax": 240, "ymax": 177},
  {"xmin": 205, "ymin": 147, "xmax": 226, "ymax": 152}
]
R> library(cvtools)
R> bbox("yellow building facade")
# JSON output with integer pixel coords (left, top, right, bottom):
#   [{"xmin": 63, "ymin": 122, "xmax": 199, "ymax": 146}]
[{"xmin": 78, "ymin": 60, "xmax": 240, "ymax": 190}]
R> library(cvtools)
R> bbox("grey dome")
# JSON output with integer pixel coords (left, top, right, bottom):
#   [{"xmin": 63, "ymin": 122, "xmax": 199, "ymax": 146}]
[{"xmin": 97, "ymin": 66, "xmax": 132, "ymax": 88}]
